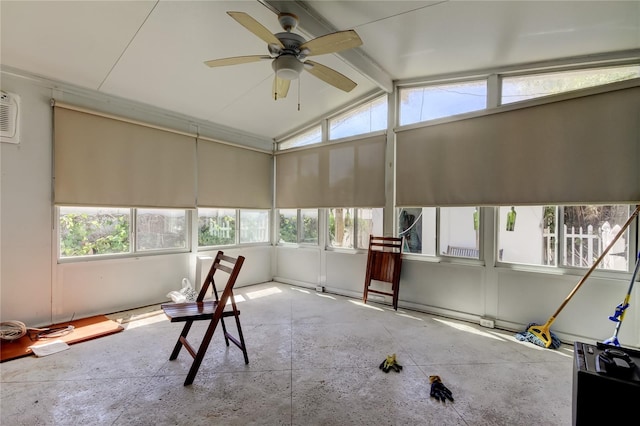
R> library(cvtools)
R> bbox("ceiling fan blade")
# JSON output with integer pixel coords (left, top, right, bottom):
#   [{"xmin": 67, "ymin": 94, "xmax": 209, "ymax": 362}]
[
  {"xmin": 227, "ymin": 11, "xmax": 284, "ymax": 49},
  {"xmin": 299, "ymin": 30, "xmax": 362, "ymax": 56},
  {"xmin": 273, "ymin": 76, "xmax": 291, "ymax": 100},
  {"xmin": 305, "ymin": 60, "xmax": 357, "ymax": 92},
  {"xmin": 204, "ymin": 55, "xmax": 270, "ymax": 67}
]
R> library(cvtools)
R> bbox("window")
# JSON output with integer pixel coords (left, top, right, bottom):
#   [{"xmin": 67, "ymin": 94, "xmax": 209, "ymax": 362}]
[
  {"xmin": 198, "ymin": 208, "xmax": 270, "ymax": 247},
  {"xmin": 501, "ymin": 65, "xmax": 640, "ymax": 104},
  {"xmin": 198, "ymin": 208, "xmax": 236, "ymax": 247},
  {"xmin": 562, "ymin": 205, "xmax": 631, "ymax": 271},
  {"xmin": 328, "ymin": 208, "xmax": 383, "ymax": 249},
  {"xmin": 397, "ymin": 207, "xmax": 436, "ymax": 255},
  {"xmin": 278, "ymin": 125, "xmax": 322, "ymax": 150},
  {"xmin": 278, "ymin": 209, "xmax": 298, "ymax": 243},
  {"xmin": 59, "ymin": 207, "xmax": 130, "ymax": 257},
  {"xmin": 354, "ymin": 208, "xmax": 383, "ymax": 249},
  {"xmin": 397, "ymin": 207, "xmax": 479, "ymax": 258},
  {"xmin": 439, "ymin": 207, "xmax": 480, "ymax": 259},
  {"xmin": 497, "ymin": 206, "xmax": 557, "ymax": 266},
  {"xmin": 497, "ymin": 204, "xmax": 633, "ymax": 271},
  {"xmin": 399, "ymin": 80, "xmax": 487, "ymax": 126},
  {"xmin": 329, "ymin": 95, "xmax": 387, "ymax": 140},
  {"xmin": 136, "ymin": 209, "xmax": 187, "ymax": 251},
  {"xmin": 278, "ymin": 209, "xmax": 319, "ymax": 245},
  {"xmin": 301, "ymin": 209, "xmax": 319, "ymax": 244},
  {"xmin": 239, "ymin": 210, "xmax": 270, "ymax": 244},
  {"xmin": 59, "ymin": 206, "xmax": 189, "ymax": 259}
]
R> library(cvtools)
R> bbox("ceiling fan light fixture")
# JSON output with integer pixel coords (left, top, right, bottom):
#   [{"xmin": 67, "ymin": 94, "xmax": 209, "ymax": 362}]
[
  {"xmin": 278, "ymin": 13, "xmax": 299, "ymax": 32},
  {"xmin": 272, "ymin": 55, "xmax": 303, "ymax": 80}
]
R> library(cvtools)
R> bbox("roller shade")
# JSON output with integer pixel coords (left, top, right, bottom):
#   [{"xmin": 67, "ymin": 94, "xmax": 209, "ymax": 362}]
[
  {"xmin": 197, "ymin": 138, "xmax": 272, "ymax": 208},
  {"xmin": 396, "ymin": 83, "xmax": 640, "ymax": 206},
  {"xmin": 276, "ymin": 133, "xmax": 386, "ymax": 208},
  {"xmin": 53, "ymin": 104, "xmax": 197, "ymax": 208}
]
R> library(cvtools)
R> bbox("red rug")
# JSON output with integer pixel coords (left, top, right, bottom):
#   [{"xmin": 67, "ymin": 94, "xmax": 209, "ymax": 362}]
[{"xmin": 1, "ymin": 315, "xmax": 123, "ymax": 362}]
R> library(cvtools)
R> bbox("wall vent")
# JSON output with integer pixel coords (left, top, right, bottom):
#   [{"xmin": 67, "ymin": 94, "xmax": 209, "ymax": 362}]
[{"xmin": 1, "ymin": 90, "xmax": 20, "ymax": 144}]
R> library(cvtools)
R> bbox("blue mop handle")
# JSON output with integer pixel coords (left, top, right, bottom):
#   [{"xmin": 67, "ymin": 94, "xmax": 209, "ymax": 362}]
[{"xmin": 609, "ymin": 251, "xmax": 640, "ymax": 322}]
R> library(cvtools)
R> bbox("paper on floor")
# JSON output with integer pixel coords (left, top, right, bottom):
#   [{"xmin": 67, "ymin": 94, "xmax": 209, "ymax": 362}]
[{"xmin": 29, "ymin": 340, "xmax": 70, "ymax": 357}]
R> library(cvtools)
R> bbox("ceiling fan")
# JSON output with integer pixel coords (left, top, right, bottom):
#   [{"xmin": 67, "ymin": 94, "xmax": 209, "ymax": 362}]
[{"xmin": 204, "ymin": 11, "xmax": 363, "ymax": 100}]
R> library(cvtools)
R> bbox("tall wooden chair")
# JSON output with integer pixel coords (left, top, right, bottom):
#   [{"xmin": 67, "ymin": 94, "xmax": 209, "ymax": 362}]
[
  {"xmin": 363, "ymin": 235, "xmax": 404, "ymax": 310},
  {"xmin": 161, "ymin": 251, "xmax": 248, "ymax": 386}
]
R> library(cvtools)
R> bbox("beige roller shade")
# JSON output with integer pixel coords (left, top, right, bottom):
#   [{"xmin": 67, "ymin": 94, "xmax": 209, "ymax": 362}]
[
  {"xmin": 396, "ymin": 83, "xmax": 640, "ymax": 206},
  {"xmin": 197, "ymin": 138, "xmax": 272, "ymax": 208},
  {"xmin": 53, "ymin": 105, "xmax": 197, "ymax": 208},
  {"xmin": 276, "ymin": 133, "xmax": 386, "ymax": 208}
]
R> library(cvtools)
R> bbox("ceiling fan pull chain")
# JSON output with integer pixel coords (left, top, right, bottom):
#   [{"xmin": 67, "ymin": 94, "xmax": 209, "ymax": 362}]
[
  {"xmin": 298, "ymin": 78, "xmax": 301, "ymax": 111},
  {"xmin": 274, "ymin": 59, "xmax": 279, "ymax": 100}
]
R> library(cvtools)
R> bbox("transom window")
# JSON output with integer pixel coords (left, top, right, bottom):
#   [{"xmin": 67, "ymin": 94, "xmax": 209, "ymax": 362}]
[
  {"xmin": 278, "ymin": 125, "xmax": 322, "ymax": 151},
  {"xmin": 399, "ymin": 79, "xmax": 487, "ymax": 126},
  {"xmin": 328, "ymin": 95, "xmax": 387, "ymax": 140},
  {"xmin": 501, "ymin": 64, "xmax": 640, "ymax": 104}
]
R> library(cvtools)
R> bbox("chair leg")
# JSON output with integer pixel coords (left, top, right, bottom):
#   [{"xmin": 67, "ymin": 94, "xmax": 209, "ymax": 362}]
[
  {"xmin": 219, "ymin": 316, "xmax": 230, "ymax": 347},
  {"xmin": 392, "ymin": 281, "xmax": 399, "ymax": 311},
  {"xmin": 170, "ymin": 321, "xmax": 193, "ymax": 360},
  {"xmin": 220, "ymin": 309, "xmax": 249, "ymax": 365},
  {"xmin": 184, "ymin": 317, "xmax": 220, "ymax": 386},
  {"xmin": 232, "ymin": 310, "xmax": 249, "ymax": 364}
]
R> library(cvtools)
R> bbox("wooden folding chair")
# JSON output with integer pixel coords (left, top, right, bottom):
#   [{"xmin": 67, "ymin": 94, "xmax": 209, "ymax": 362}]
[
  {"xmin": 161, "ymin": 251, "xmax": 248, "ymax": 386},
  {"xmin": 363, "ymin": 235, "xmax": 404, "ymax": 310}
]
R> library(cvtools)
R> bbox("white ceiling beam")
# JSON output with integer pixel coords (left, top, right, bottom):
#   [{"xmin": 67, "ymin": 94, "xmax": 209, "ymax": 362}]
[{"xmin": 263, "ymin": 0, "xmax": 394, "ymax": 93}]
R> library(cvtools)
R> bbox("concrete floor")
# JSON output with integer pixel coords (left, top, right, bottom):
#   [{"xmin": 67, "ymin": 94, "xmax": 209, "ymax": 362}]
[{"xmin": 1, "ymin": 282, "xmax": 574, "ymax": 425}]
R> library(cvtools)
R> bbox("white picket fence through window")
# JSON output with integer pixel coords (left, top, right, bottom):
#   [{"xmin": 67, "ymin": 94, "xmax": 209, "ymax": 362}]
[{"xmin": 543, "ymin": 222, "xmax": 626, "ymax": 270}]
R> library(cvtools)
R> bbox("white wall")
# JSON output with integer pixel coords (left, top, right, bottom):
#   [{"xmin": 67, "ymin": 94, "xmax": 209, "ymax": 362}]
[
  {"xmin": 0, "ymin": 72, "xmax": 273, "ymax": 327},
  {"xmin": 275, "ymin": 224, "xmax": 639, "ymax": 348},
  {"xmin": 1, "ymin": 74, "xmax": 53, "ymax": 325}
]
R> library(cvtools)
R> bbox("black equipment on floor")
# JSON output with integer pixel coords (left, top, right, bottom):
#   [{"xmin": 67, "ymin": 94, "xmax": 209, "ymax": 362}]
[{"xmin": 572, "ymin": 341, "xmax": 640, "ymax": 425}]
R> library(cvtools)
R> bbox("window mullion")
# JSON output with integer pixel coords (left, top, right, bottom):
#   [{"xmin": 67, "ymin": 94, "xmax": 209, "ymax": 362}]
[
  {"xmin": 235, "ymin": 209, "xmax": 240, "ymax": 245},
  {"xmin": 130, "ymin": 208, "xmax": 136, "ymax": 254}
]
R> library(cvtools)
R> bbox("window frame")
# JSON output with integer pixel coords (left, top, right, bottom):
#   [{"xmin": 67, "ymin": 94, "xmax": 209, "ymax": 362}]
[
  {"xmin": 396, "ymin": 207, "xmax": 482, "ymax": 262},
  {"xmin": 239, "ymin": 209, "xmax": 271, "ymax": 245},
  {"xmin": 134, "ymin": 208, "xmax": 189, "ymax": 253},
  {"xmin": 494, "ymin": 204, "xmax": 637, "ymax": 275},
  {"xmin": 57, "ymin": 206, "xmax": 191, "ymax": 262},
  {"xmin": 326, "ymin": 207, "xmax": 383, "ymax": 252},
  {"xmin": 277, "ymin": 124, "xmax": 323, "ymax": 151},
  {"xmin": 197, "ymin": 207, "xmax": 238, "ymax": 248},
  {"xmin": 327, "ymin": 94, "xmax": 388, "ymax": 141},
  {"xmin": 397, "ymin": 77, "xmax": 489, "ymax": 127},
  {"xmin": 499, "ymin": 63, "xmax": 640, "ymax": 105},
  {"xmin": 277, "ymin": 208, "xmax": 320, "ymax": 246},
  {"xmin": 276, "ymin": 92, "xmax": 389, "ymax": 151},
  {"xmin": 197, "ymin": 208, "xmax": 271, "ymax": 250}
]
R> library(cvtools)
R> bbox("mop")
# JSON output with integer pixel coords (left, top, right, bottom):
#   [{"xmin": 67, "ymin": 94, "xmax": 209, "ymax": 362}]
[
  {"xmin": 517, "ymin": 205, "xmax": 640, "ymax": 349},
  {"xmin": 603, "ymin": 250, "xmax": 640, "ymax": 347}
]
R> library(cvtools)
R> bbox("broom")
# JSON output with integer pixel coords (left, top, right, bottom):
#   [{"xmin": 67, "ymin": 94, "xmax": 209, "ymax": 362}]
[{"xmin": 522, "ymin": 205, "xmax": 640, "ymax": 348}]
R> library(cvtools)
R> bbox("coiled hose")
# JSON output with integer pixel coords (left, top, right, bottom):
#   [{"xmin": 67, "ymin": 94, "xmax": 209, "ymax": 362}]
[{"xmin": 0, "ymin": 320, "xmax": 74, "ymax": 341}]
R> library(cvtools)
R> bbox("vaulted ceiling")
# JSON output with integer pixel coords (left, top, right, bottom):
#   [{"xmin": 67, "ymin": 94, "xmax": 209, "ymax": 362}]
[{"xmin": 1, "ymin": 1, "xmax": 638, "ymax": 143}]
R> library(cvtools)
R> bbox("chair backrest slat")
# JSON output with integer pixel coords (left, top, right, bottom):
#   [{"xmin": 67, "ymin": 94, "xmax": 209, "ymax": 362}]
[
  {"xmin": 215, "ymin": 263, "xmax": 234, "ymax": 275},
  {"xmin": 197, "ymin": 251, "xmax": 243, "ymax": 302}
]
